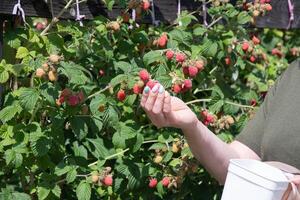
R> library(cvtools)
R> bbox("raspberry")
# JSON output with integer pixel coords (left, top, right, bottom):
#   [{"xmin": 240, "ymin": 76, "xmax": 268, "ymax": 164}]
[
  {"xmin": 182, "ymin": 67, "xmax": 189, "ymax": 75},
  {"xmin": 121, "ymin": 12, "xmax": 130, "ymax": 23},
  {"xmin": 242, "ymin": 42, "xmax": 249, "ymax": 52},
  {"xmin": 49, "ymin": 54, "xmax": 61, "ymax": 64},
  {"xmin": 260, "ymin": 0, "xmax": 265, "ymax": 3},
  {"xmin": 92, "ymin": 174, "xmax": 99, "ymax": 183},
  {"xmin": 107, "ymin": 21, "xmax": 120, "ymax": 32},
  {"xmin": 183, "ymin": 79, "xmax": 192, "ymax": 90},
  {"xmin": 157, "ymin": 34, "xmax": 168, "ymax": 48},
  {"xmin": 48, "ymin": 71, "xmax": 57, "ymax": 81},
  {"xmin": 133, "ymin": 84, "xmax": 142, "ymax": 94},
  {"xmin": 58, "ymin": 96, "xmax": 65, "ymax": 104},
  {"xmin": 166, "ymin": 50, "xmax": 174, "ymax": 60},
  {"xmin": 201, "ymin": 110, "xmax": 208, "ymax": 118},
  {"xmin": 99, "ymin": 69, "xmax": 105, "ymax": 77},
  {"xmin": 271, "ymin": 48, "xmax": 283, "ymax": 58},
  {"xmin": 77, "ymin": 91, "xmax": 85, "ymax": 103},
  {"xmin": 42, "ymin": 63, "xmax": 49, "ymax": 72},
  {"xmin": 161, "ymin": 177, "xmax": 170, "ymax": 187},
  {"xmin": 175, "ymin": 53, "xmax": 186, "ymax": 63},
  {"xmin": 36, "ymin": 22, "xmax": 45, "ymax": 31},
  {"xmin": 117, "ymin": 89, "xmax": 126, "ymax": 101},
  {"xmin": 265, "ymin": 4, "xmax": 272, "ymax": 11},
  {"xmin": 141, "ymin": 0, "xmax": 150, "ymax": 11},
  {"xmin": 103, "ymin": 175, "xmax": 113, "ymax": 186},
  {"xmin": 139, "ymin": 69, "xmax": 150, "ymax": 82},
  {"xmin": 61, "ymin": 88, "xmax": 72, "ymax": 98},
  {"xmin": 225, "ymin": 57, "xmax": 231, "ymax": 65},
  {"xmin": 35, "ymin": 68, "xmax": 45, "ymax": 78},
  {"xmin": 195, "ymin": 60, "xmax": 205, "ymax": 71},
  {"xmin": 146, "ymin": 80, "xmax": 158, "ymax": 89},
  {"xmin": 249, "ymin": 55, "xmax": 256, "ymax": 63},
  {"xmin": 67, "ymin": 95, "xmax": 79, "ymax": 106},
  {"xmin": 252, "ymin": 36, "xmax": 260, "ymax": 45},
  {"xmin": 206, "ymin": 114, "xmax": 215, "ymax": 123},
  {"xmin": 250, "ymin": 99, "xmax": 257, "ymax": 106},
  {"xmin": 149, "ymin": 178, "xmax": 158, "ymax": 188},
  {"xmin": 137, "ymin": 80, "xmax": 145, "ymax": 88},
  {"xmin": 188, "ymin": 66, "xmax": 198, "ymax": 77},
  {"xmin": 154, "ymin": 155, "xmax": 163, "ymax": 164},
  {"xmin": 172, "ymin": 84, "xmax": 182, "ymax": 94},
  {"xmin": 81, "ymin": 105, "xmax": 89, "ymax": 115}
]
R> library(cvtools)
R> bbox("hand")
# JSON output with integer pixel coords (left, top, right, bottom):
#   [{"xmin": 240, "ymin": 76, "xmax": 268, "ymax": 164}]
[{"xmin": 140, "ymin": 83, "xmax": 198, "ymax": 130}]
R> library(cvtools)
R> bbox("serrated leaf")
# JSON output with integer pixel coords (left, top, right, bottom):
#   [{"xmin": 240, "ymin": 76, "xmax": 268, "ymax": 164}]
[
  {"xmin": 209, "ymin": 99, "xmax": 224, "ymax": 113},
  {"xmin": 11, "ymin": 192, "xmax": 31, "ymax": 200},
  {"xmin": 193, "ymin": 26, "xmax": 207, "ymax": 36},
  {"xmin": 89, "ymin": 94, "xmax": 106, "ymax": 116},
  {"xmin": 237, "ymin": 11, "xmax": 251, "ymax": 25},
  {"xmin": 51, "ymin": 185, "xmax": 61, "ymax": 198},
  {"xmin": 31, "ymin": 136, "xmax": 51, "ymax": 157},
  {"xmin": 0, "ymin": 70, "xmax": 9, "ymax": 83},
  {"xmin": 114, "ymin": 61, "xmax": 133, "ymax": 73},
  {"xmin": 66, "ymin": 168, "xmax": 77, "ymax": 183},
  {"xmin": 86, "ymin": 138, "xmax": 110, "ymax": 159},
  {"xmin": 110, "ymin": 74, "xmax": 128, "ymax": 87},
  {"xmin": 18, "ymin": 88, "xmax": 39, "ymax": 111},
  {"xmin": 76, "ymin": 180, "xmax": 91, "ymax": 200},
  {"xmin": 163, "ymin": 151, "xmax": 173, "ymax": 163},
  {"xmin": 37, "ymin": 187, "xmax": 50, "ymax": 200},
  {"xmin": 149, "ymin": 143, "xmax": 167, "ymax": 150},
  {"xmin": 0, "ymin": 103, "xmax": 22, "ymax": 123},
  {"xmin": 70, "ymin": 117, "xmax": 88, "ymax": 140},
  {"xmin": 16, "ymin": 47, "xmax": 29, "ymax": 59},
  {"xmin": 143, "ymin": 51, "xmax": 163, "ymax": 66}
]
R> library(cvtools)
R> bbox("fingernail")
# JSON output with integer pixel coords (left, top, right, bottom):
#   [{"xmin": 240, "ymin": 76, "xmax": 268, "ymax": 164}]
[
  {"xmin": 144, "ymin": 86, "xmax": 150, "ymax": 93},
  {"xmin": 152, "ymin": 84, "xmax": 159, "ymax": 93},
  {"xmin": 158, "ymin": 85, "xmax": 164, "ymax": 94}
]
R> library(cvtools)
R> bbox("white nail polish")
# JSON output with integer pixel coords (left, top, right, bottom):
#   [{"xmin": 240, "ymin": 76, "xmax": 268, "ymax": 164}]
[{"xmin": 152, "ymin": 84, "xmax": 159, "ymax": 93}]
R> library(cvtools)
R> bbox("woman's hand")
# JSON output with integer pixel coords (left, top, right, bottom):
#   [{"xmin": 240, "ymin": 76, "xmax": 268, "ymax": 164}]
[{"xmin": 140, "ymin": 83, "xmax": 198, "ymax": 130}]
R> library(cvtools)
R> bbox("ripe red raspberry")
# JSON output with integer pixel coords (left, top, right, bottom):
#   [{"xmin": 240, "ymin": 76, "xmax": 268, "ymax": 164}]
[
  {"xmin": 175, "ymin": 53, "xmax": 186, "ymax": 63},
  {"xmin": 103, "ymin": 175, "xmax": 113, "ymax": 186},
  {"xmin": 117, "ymin": 89, "xmax": 126, "ymax": 101},
  {"xmin": 166, "ymin": 50, "xmax": 174, "ymax": 60},
  {"xmin": 225, "ymin": 57, "xmax": 231, "ymax": 65},
  {"xmin": 36, "ymin": 22, "xmax": 45, "ymax": 31},
  {"xmin": 157, "ymin": 34, "xmax": 168, "ymax": 48},
  {"xmin": 161, "ymin": 177, "xmax": 170, "ymax": 187},
  {"xmin": 183, "ymin": 79, "xmax": 192, "ymax": 90},
  {"xmin": 188, "ymin": 66, "xmax": 198, "ymax": 77},
  {"xmin": 133, "ymin": 84, "xmax": 142, "ymax": 94},
  {"xmin": 146, "ymin": 80, "xmax": 158, "ymax": 89},
  {"xmin": 149, "ymin": 178, "xmax": 158, "ymax": 188},
  {"xmin": 77, "ymin": 91, "xmax": 85, "ymax": 103},
  {"xmin": 182, "ymin": 67, "xmax": 189, "ymax": 75},
  {"xmin": 250, "ymin": 99, "xmax": 257, "ymax": 106},
  {"xmin": 58, "ymin": 96, "xmax": 65, "ymax": 104},
  {"xmin": 271, "ymin": 48, "xmax": 283, "ymax": 58},
  {"xmin": 201, "ymin": 110, "xmax": 209, "ymax": 118},
  {"xmin": 99, "ymin": 69, "xmax": 105, "ymax": 77},
  {"xmin": 260, "ymin": 0, "xmax": 266, "ymax": 3},
  {"xmin": 265, "ymin": 4, "xmax": 272, "ymax": 11},
  {"xmin": 139, "ymin": 69, "xmax": 150, "ymax": 82},
  {"xmin": 252, "ymin": 36, "xmax": 260, "ymax": 45},
  {"xmin": 172, "ymin": 84, "xmax": 182, "ymax": 94},
  {"xmin": 61, "ymin": 88, "xmax": 72, "ymax": 98},
  {"xmin": 242, "ymin": 42, "xmax": 249, "ymax": 52},
  {"xmin": 67, "ymin": 95, "xmax": 79, "ymax": 106},
  {"xmin": 206, "ymin": 114, "xmax": 215, "ymax": 123},
  {"xmin": 249, "ymin": 55, "xmax": 256, "ymax": 63},
  {"xmin": 195, "ymin": 60, "xmax": 205, "ymax": 71},
  {"xmin": 141, "ymin": 0, "xmax": 151, "ymax": 11}
]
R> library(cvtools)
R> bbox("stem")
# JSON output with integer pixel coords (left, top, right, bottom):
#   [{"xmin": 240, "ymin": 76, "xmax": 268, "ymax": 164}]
[
  {"xmin": 186, "ymin": 99, "xmax": 212, "ymax": 105},
  {"xmin": 207, "ymin": 16, "xmax": 223, "ymax": 29},
  {"xmin": 41, "ymin": 0, "xmax": 75, "ymax": 36},
  {"xmin": 224, "ymin": 101, "xmax": 254, "ymax": 109},
  {"xmin": 85, "ymin": 85, "xmax": 111, "ymax": 101}
]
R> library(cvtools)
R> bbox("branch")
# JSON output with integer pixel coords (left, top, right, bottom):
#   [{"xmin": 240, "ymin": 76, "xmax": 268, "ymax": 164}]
[
  {"xmin": 186, "ymin": 99, "xmax": 212, "ymax": 105},
  {"xmin": 186, "ymin": 99, "xmax": 254, "ymax": 109},
  {"xmin": 207, "ymin": 16, "xmax": 223, "ymax": 29},
  {"xmin": 41, "ymin": 0, "xmax": 75, "ymax": 36},
  {"xmin": 85, "ymin": 85, "xmax": 111, "ymax": 101},
  {"xmin": 224, "ymin": 101, "xmax": 254, "ymax": 109}
]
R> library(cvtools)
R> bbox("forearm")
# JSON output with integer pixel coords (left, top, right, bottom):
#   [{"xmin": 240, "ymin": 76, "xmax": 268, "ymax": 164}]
[{"xmin": 182, "ymin": 120, "xmax": 260, "ymax": 184}]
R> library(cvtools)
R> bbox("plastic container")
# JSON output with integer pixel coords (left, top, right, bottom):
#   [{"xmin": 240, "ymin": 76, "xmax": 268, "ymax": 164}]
[{"xmin": 221, "ymin": 159, "xmax": 290, "ymax": 200}]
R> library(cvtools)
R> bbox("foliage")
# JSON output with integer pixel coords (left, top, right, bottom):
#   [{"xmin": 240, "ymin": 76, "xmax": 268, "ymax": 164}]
[{"xmin": 0, "ymin": 0, "xmax": 300, "ymax": 199}]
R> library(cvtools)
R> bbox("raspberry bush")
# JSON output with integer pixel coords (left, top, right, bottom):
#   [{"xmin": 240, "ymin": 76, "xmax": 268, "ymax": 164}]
[{"xmin": 0, "ymin": 0, "xmax": 299, "ymax": 199}]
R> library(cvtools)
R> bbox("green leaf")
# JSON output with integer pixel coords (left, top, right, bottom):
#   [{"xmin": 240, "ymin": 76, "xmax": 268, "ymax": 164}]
[
  {"xmin": 70, "ymin": 117, "xmax": 88, "ymax": 140},
  {"xmin": 0, "ymin": 103, "xmax": 22, "ymax": 123},
  {"xmin": 86, "ymin": 138, "xmax": 110, "ymax": 159},
  {"xmin": 110, "ymin": 74, "xmax": 128, "ymax": 87},
  {"xmin": 76, "ymin": 180, "xmax": 91, "ymax": 200},
  {"xmin": 114, "ymin": 61, "xmax": 133, "ymax": 73},
  {"xmin": 0, "ymin": 70, "xmax": 9, "ymax": 83},
  {"xmin": 31, "ymin": 136, "xmax": 52, "ymax": 157},
  {"xmin": 66, "ymin": 167, "xmax": 77, "ymax": 183},
  {"xmin": 18, "ymin": 88, "xmax": 40, "ymax": 111},
  {"xmin": 143, "ymin": 51, "xmax": 164, "ymax": 66},
  {"xmin": 237, "ymin": 11, "xmax": 251, "ymax": 25},
  {"xmin": 37, "ymin": 186, "xmax": 50, "ymax": 200},
  {"xmin": 89, "ymin": 94, "xmax": 106, "ymax": 116},
  {"xmin": 4, "ymin": 149, "xmax": 23, "ymax": 168},
  {"xmin": 51, "ymin": 185, "xmax": 61, "ymax": 198},
  {"xmin": 16, "ymin": 47, "xmax": 29, "ymax": 59},
  {"xmin": 11, "ymin": 192, "xmax": 31, "ymax": 200}
]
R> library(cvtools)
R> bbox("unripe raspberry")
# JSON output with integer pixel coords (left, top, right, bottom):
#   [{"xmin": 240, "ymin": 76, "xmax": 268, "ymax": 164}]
[
  {"xmin": 56, "ymin": 98, "xmax": 63, "ymax": 106},
  {"xmin": 157, "ymin": 34, "xmax": 168, "ymax": 48},
  {"xmin": 154, "ymin": 155, "xmax": 163, "ymax": 164},
  {"xmin": 188, "ymin": 66, "xmax": 198, "ymax": 77},
  {"xmin": 172, "ymin": 142, "xmax": 180, "ymax": 153},
  {"xmin": 117, "ymin": 89, "xmax": 126, "ymax": 101},
  {"xmin": 137, "ymin": 80, "xmax": 145, "ymax": 88},
  {"xmin": 175, "ymin": 53, "xmax": 186, "ymax": 63},
  {"xmin": 36, "ymin": 68, "xmax": 46, "ymax": 78},
  {"xmin": 49, "ymin": 54, "xmax": 61, "ymax": 64},
  {"xmin": 77, "ymin": 91, "xmax": 85, "ymax": 103},
  {"xmin": 249, "ymin": 55, "xmax": 256, "ymax": 63},
  {"xmin": 139, "ymin": 69, "xmax": 150, "ymax": 82},
  {"xmin": 195, "ymin": 60, "xmax": 205, "ymax": 71},
  {"xmin": 183, "ymin": 79, "xmax": 192, "ymax": 90},
  {"xmin": 141, "ymin": 0, "xmax": 150, "ymax": 11},
  {"xmin": 92, "ymin": 174, "xmax": 99, "ymax": 183},
  {"xmin": 161, "ymin": 177, "xmax": 170, "ymax": 187},
  {"xmin": 42, "ymin": 63, "xmax": 49, "ymax": 72},
  {"xmin": 252, "ymin": 36, "xmax": 260, "ymax": 45},
  {"xmin": 36, "ymin": 22, "xmax": 45, "ymax": 31},
  {"xmin": 103, "ymin": 175, "xmax": 113, "ymax": 186},
  {"xmin": 253, "ymin": 10, "xmax": 260, "ymax": 17},
  {"xmin": 242, "ymin": 42, "xmax": 249, "ymax": 52},
  {"xmin": 133, "ymin": 84, "xmax": 142, "ymax": 94},
  {"xmin": 172, "ymin": 84, "xmax": 182, "ymax": 94},
  {"xmin": 225, "ymin": 57, "xmax": 231, "ymax": 65},
  {"xmin": 107, "ymin": 21, "xmax": 120, "ymax": 32},
  {"xmin": 149, "ymin": 178, "xmax": 158, "ymax": 188},
  {"xmin": 67, "ymin": 95, "xmax": 79, "ymax": 106},
  {"xmin": 48, "ymin": 71, "xmax": 58, "ymax": 81},
  {"xmin": 165, "ymin": 50, "xmax": 174, "ymax": 60},
  {"xmin": 226, "ymin": 116, "xmax": 235, "ymax": 125}
]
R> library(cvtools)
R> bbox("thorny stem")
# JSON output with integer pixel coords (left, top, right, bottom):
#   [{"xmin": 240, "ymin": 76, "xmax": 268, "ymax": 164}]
[
  {"xmin": 85, "ymin": 85, "xmax": 111, "ymax": 101},
  {"xmin": 186, "ymin": 98, "xmax": 254, "ymax": 109}
]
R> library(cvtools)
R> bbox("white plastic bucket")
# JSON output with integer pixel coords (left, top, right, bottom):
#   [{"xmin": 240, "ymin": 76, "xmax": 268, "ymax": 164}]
[{"xmin": 221, "ymin": 159, "xmax": 290, "ymax": 200}]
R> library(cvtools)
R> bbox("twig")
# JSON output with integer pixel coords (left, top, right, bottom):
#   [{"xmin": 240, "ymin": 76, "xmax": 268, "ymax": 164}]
[
  {"xmin": 224, "ymin": 101, "xmax": 254, "ymax": 109},
  {"xmin": 41, "ymin": 0, "xmax": 75, "ymax": 36},
  {"xmin": 186, "ymin": 98, "xmax": 254, "ymax": 109},
  {"xmin": 186, "ymin": 99, "xmax": 212, "ymax": 105},
  {"xmin": 85, "ymin": 85, "xmax": 111, "ymax": 101},
  {"xmin": 207, "ymin": 16, "xmax": 223, "ymax": 29}
]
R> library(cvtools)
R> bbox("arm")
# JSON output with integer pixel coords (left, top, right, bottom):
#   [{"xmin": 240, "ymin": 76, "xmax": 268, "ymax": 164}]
[{"xmin": 140, "ymin": 83, "xmax": 260, "ymax": 184}]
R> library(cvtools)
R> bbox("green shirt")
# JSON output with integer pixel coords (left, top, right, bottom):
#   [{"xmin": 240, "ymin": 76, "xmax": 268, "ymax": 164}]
[{"xmin": 236, "ymin": 59, "xmax": 300, "ymax": 169}]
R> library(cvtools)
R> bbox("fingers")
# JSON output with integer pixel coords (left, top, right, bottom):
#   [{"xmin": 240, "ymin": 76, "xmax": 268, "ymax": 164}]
[
  {"xmin": 163, "ymin": 91, "xmax": 171, "ymax": 113},
  {"xmin": 152, "ymin": 85, "xmax": 165, "ymax": 114},
  {"xmin": 140, "ymin": 86, "xmax": 150, "ymax": 107},
  {"xmin": 144, "ymin": 84, "xmax": 160, "ymax": 112}
]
